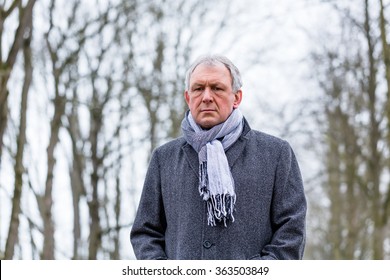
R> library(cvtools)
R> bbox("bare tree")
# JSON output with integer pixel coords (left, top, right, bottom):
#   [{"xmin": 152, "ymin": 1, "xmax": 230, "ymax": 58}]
[
  {"xmin": 4, "ymin": 4, "xmax": 33, "ymax": 259},
  {"xmin": 0, "ymin": 0, "xmax": 36, "ymax": 169},
  {"xmin": 37, "ymin": 0, "xmax": 94, "ymax": 259},
  {"xmin": 379, "ymin": 0, "xmax": 390, "ymax": 250},
  {"xmin": 67, "ymin": 95, "xmax": 85, "ymax": 259},
  {"xmin": 362, "ymin": 0, "xmax": 383, "ymax": 259},
  {"xmin": 61, "ymin": 0, "xmax": 137, "ymax": 259},
  {"xmin": 308, "ymin": 0, "xmax": 389, "ymax": 259}
]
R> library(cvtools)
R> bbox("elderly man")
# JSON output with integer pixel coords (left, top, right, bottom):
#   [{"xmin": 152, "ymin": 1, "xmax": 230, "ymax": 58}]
[{"xmin": 130, "ymin": 55, "xmax": 307, "ymax": 259}]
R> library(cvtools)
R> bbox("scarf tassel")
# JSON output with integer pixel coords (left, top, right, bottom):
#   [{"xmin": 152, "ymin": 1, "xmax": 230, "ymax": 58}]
[
  {"xmin": 199, "ymin": 162, "xmax": 209, "ymax": 200},
  {"xmin": 200, "ymin": 162, "xmax": 236, "ymax": 227},
  {"xmin": 206, "ymin": 193, "xmax": 236, "ymax": 227}
]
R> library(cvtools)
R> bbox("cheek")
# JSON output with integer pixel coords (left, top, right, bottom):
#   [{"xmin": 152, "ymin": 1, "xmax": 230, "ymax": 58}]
[
  {"xmin": 225, "ymin": 97, "xmax": 236, "ymax": 108},
  {"xmin": 190, "ymin": 97, "xmax": 202, "ymax": 107},
  {"xmin": 187, "ymin": 101, "xmax": 198, "ymax": 113}
]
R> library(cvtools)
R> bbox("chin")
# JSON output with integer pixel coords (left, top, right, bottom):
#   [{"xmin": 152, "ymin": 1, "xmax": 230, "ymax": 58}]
[
  {"xmin": 198, "ymin": 119, "xmax": 221, "ymax": 129},
  {"xmin": 199, "ymin": 122, "xmax": 214, "ymax": 129}
]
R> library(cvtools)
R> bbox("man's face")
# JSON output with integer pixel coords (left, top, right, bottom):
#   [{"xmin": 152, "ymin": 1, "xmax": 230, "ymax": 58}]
[{"xmin": 185, "ymin": 62, "xmax": 242, "ymax": 129}]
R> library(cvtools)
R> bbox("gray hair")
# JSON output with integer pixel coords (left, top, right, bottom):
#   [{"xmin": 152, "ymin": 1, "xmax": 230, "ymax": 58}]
[{"xmin": 185, "ymin": 55, "xmax": 243, "ymax": 92}]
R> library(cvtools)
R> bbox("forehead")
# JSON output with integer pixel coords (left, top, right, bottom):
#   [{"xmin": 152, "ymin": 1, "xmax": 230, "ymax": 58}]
[{"xmin": 190, "ymin": 62, "xmax": 232, "ymax": 84}]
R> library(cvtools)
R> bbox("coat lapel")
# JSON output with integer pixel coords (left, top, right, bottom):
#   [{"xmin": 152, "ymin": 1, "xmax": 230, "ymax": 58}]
[
  {"xmin": 182, "ymin": 143, "xmax": 199, "ymax": 177},
  {"xmin": 226, "ymin": 123, "xmax": 250, "ymax": 168}
]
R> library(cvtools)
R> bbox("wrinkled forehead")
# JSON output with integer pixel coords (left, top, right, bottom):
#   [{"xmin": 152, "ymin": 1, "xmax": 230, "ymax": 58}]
[
  {"xmin": 189, "ymin": 62, "xmax": 232, "ymax": 87},
  {"xmin": 190, "ymin": 61, "xmax": 231, "ymax": 80}
]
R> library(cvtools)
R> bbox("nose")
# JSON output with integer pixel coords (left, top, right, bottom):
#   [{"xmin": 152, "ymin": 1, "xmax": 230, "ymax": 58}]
[{"xmin": 202, "ymin": 87, "xmax": 213, "ymax": 103}]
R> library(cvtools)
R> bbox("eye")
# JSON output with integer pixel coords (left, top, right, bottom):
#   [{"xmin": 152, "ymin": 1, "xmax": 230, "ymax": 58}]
[
  {"xmin": 212, "ymin": 86, "xmax": 224, "ymax": 93},
  {"xmin": 191, "ymin": 85, "xmax": 203, "ymax": 91},
  {"xmin": 190, "ymin": 87, "xmax": 203, "ymax": 96},
  {"xmin": 211, "ymin": 85, "xmax": 224, "ymax": 91}
]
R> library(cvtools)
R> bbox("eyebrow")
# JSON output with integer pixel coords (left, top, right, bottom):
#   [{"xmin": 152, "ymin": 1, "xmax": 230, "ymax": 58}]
[
  {"xmin": 191, "ymin": 83, "xmax": 204, "ymax": 88},
  {"xmin": 190, "ymin": 82, "xmax": 226, "ymax": 88}
]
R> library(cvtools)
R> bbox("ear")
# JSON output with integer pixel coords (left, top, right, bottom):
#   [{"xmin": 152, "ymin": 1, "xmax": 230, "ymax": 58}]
[
  {"xmin": 233, "ymin": 89, "xmax": 242, "ymax": 109},
  {"xmin": 184, "ymin": 90, "xmax": 190, "ymax": 106}
]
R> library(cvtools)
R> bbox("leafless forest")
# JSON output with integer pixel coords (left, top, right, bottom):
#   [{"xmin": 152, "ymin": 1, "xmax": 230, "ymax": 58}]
[{"xmin": 0, "ymin": 0, "xmax": 389, "ymax": 259}]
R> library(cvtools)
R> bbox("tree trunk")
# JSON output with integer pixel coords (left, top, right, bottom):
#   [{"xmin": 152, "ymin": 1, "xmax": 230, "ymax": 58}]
[
  {"xmin": 113, "ymin": 176, "xmax": 121, "ymax": 259},
  {"xmin": 0, "ymin": 0, "xmax": 36, "ymax": 167},
  {"xmin": 88, "ymin": 96, "xmax": 102, "ymax": 260},
  {"xmin": 0, "ymin": 0, "xmax": 36, "ymax": 170},
  {"xmin": 67, "ymin": 98, "xmax": 85, "ymax": 259},
  {"xmin": 41, "ymin": 91, "xmax": 66, "ymax": 259},
  {"xmin": 378, "ymin": 0, "xmax": 390, "ymax": 256},
  {"xmin": 4, "ymin": 13, "xmax": 33, "ymax": 258},
  {"xmin": 367, "ymin": 0, "xmax": 384, "ymax": 259},
  {"xmin": 379, "ymin": 0, "xmax": 390, "ymax": 148},
  {"xmin": 326, "ymin": 108, "xmax": 343, "ymax": 260}
]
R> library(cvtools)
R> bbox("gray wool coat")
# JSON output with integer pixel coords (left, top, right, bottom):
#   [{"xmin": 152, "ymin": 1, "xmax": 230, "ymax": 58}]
[{"xmin": 130, "ymin": 119, "xmax": 307, "ymax": 260}]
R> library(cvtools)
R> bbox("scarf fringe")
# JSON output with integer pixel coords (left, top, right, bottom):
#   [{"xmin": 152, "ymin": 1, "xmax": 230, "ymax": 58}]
[
  {"xmin": 199, "ymin": 162, "xmax": 209, "ymax": 200},
  {"xmin": 206, "ymin": 193, "xmax": 236, "ymax": 227},
  {"xmin": 200, "ymin": 162, "xmax": 236, "ymax": 226}
]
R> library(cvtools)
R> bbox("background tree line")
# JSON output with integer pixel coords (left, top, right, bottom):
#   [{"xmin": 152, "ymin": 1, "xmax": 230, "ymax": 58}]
[
  {"xmin": 305, "ymin": 0, "xmax": 390, "ymax": 259},
  {"xmin": 0, "ymin": 0, "xmax": 389, "ymax": 259}
]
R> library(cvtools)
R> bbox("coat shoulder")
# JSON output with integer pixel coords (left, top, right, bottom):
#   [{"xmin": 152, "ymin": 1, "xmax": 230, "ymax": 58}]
[
  {"xmin": 247, "ymin": 129, "xmax": 289, "ymax": 151},
  {"xmin": 153, "ymin": 137, "xmax": 187, "ymax": 159}
]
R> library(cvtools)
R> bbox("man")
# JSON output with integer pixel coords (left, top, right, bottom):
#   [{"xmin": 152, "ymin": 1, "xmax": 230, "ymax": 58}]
[{"xmin": 130, "ymin": 55, "xmax": 307, "ymax": 259}]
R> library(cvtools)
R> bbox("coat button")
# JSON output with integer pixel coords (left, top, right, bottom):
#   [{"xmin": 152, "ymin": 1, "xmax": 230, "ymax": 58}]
[{"xmin": 203, "ymin": 240, "xmax": 213, "ymax": 249}]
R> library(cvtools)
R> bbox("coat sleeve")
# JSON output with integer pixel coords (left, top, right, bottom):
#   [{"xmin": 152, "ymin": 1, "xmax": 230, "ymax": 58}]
[
  {"xmin": 260, "ymin": 141, "xmax": 307, "ymax": 260},
  {"xmin": 130, "ymin": 149, "xmax": 168, "ymax": 260}
]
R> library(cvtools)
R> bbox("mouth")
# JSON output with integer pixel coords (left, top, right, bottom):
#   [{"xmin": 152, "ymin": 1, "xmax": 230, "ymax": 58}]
[{"xmin": 201, "ymin": 109, "xmax": 216, "ymax": 112}]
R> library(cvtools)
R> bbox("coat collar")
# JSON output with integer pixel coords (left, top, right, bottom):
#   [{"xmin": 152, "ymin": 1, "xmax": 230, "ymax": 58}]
[{"xmin": 182, "ymin": 117, "xmax": 251, "ymax": 177}]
